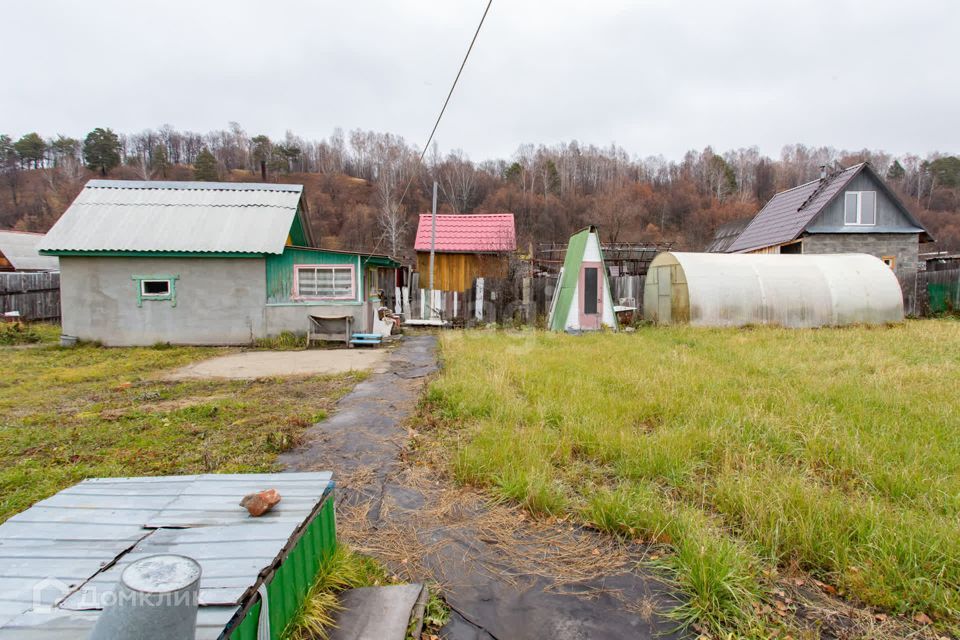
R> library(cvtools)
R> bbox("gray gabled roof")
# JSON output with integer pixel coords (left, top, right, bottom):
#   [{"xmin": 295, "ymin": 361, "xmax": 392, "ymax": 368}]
[
  {"xmin": 728, "ymin": 165, "xmax": 862, "ymax": 252},
  {"xmin": 727, "ymin": 163, "xmax": 931, "ymax": 252},
  {"xmin": 37, "ymin": 180, "xmax": 307, "ymax": 255},
  {"xmin": 0, "ymin": 230, "xmax": 59, "ymax": 270}
]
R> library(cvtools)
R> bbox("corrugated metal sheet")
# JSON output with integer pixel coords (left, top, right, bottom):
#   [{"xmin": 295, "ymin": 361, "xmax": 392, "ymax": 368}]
[
  {"xmin": 0, "ymin": 231, "xmax": 59, "ymax": 271},
  {"xmin": 0, "ymin": 472, "xmax": 333, "ymax": 639},
  {"xmin": 414, "ymin": 213, "xmax": 516, "ymax": 252},
  {"xmin": 643, "ymin": 252, "xmax": 904, "ymax": 327},
  {"xmin": 727, "ymin": 165, "xmax": 862, "ymax": 253},
  {"xmin": 37, "ymin": 181, "xmax": 304, "ymax": 255}
]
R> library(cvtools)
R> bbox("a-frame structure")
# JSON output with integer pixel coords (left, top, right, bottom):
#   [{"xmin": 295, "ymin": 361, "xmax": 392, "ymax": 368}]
[{"xmin": 547, "ymin": 225, "xmax": 618, "ymax": 332}]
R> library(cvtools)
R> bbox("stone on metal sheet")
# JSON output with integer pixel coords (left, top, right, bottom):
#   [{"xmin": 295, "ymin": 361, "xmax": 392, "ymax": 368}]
[
  {"xmin": 87, "ymin": 554, "xmax": 201, "ymax": 640},
  {"xmin": 329, "ymin": 584, "xmax": 424, "ymax": 640},
  {"xmin": 239, "ymin": 488, "xmax": 282, "ymax": 517}
]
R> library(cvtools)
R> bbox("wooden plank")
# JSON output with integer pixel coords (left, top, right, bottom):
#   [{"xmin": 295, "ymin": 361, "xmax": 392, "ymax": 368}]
[{"xmin": 0, "ymin": 273, "xmax": 61, "ymax": 322}]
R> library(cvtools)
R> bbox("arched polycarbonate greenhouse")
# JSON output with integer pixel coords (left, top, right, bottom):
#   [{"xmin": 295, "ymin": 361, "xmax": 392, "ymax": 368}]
[{"xmin": 643, "ymin": 252, "xmax": 904, "ymax": 327}]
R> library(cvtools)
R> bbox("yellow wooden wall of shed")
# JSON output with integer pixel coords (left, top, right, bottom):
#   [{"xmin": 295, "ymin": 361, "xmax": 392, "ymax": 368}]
[{"xmin": 415, "ymin": 252, "xmax": 508, "ymax": 292}]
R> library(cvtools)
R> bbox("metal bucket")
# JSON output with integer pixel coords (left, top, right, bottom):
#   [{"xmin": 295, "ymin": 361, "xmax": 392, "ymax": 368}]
[
  {"xmin": 88, "ymin": 554, "xmax": 201, "ymax": 640},
  {"xmin": 59, "ymin": 335, "xmax": 78, "ymax": 347}
]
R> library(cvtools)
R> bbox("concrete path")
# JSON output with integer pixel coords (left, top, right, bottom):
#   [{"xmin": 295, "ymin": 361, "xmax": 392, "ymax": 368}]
[
  {"xmin": 329, "ymin": 584, "xmax": 425, "ymax": 640},
  {"xmin": 280, "ymin": 335, "xmax": 684, "ymax": 640},
  {"xmin": 166, "ymin": 348, "xmax": 389, "ymax": 380}
]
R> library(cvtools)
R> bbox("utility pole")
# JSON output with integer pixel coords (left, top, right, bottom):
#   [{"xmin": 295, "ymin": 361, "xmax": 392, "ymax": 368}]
[{"xmin": 428, "ymin": 181, "xmax": 438, "ymax": 319}]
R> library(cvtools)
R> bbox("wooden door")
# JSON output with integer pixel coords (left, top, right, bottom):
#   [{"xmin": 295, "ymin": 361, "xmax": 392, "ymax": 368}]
[{"xmin": 578, "ymin": 261, "xmax": 602, "ymax": 329}]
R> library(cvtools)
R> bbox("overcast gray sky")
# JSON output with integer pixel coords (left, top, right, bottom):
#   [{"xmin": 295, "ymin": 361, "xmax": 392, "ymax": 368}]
[{"xmin": 4, "ymin": 0, "xmax": 958, "ymax": 161}]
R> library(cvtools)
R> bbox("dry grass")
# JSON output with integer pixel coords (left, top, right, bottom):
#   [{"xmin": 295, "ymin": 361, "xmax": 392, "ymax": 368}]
[
  {"xmin": 0, "ymin": 339, "xmax": 366, "ymax": 523},
  {"xmin": 425, "ymin": 320, "xmax": 960, "ymax": 637}
]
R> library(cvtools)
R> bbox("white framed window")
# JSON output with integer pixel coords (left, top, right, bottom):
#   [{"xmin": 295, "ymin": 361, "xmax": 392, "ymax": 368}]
[
  {"xmin": 141, "ymin": 279, "xmax": 171, "ymax": 297},
  {"xmin": 132, "ymin": 274, "xmax": 179, "ymax": 307},
  {"xmin": 294, "ymin": 264, "xmax": 355, "ymax": 300},
  {"xmin": 844, "ymin": 191, "xmax": 877, "ymax": 226}
]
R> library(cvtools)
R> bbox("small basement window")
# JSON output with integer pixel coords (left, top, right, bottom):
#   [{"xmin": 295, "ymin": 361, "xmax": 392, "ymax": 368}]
[
  {"xmin": 141, "ymin": 279, "xmax": 170, "ymax": 296},
  {"xmin": 295, "ymin": 264, "xmax": 355, "ymax": 299},
  {"xmin": 844, "ymin": 191, "xmax": 877, "ymax": 226},
  {"xmin": 132, "ymin": 274, "xmax": 179, "ymax": 307}
]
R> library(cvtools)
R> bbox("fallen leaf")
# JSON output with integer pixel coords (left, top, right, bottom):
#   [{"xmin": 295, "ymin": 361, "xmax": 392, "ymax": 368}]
[
  {"xmin": 774, "ymin": 600, "xmax": 789, "ymax": 612},
  {"xmin": 874, "ymin": 613, "xmax": 887, "ymax": 622},
  {"xmin": 591, "ymin": 548, "xmax": 600, "ymax": 556},
  {"xmin": 793, "ymin": 578, "xmax": 805, "ymax": 587}
]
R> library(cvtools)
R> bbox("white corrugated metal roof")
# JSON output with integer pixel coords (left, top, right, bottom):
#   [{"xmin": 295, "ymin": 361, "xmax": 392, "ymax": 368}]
[
  {"xmin": 0, "ymin": 231, "xmax": 59, "ymax": 271},
  {"xmin": 37, "ymin": 180, "xmax": 304, "ymax": 255}
]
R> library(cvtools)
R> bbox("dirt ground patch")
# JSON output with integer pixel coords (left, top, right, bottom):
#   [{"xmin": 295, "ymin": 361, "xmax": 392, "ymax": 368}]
[{"xmin": 165, "ymin": 348, "xmax": 390, "ymax": 380}]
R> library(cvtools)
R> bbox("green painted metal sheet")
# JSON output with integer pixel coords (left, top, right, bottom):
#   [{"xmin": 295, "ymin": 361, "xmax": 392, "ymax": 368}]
[
  {"xmin": 361, "ymin": 254, "xmax": 401, "ymax": 268},
  {"xmin": 228, "ymin": 495, "xmax": 337, "ymax": 640},
  {"xmin": 549, "ymin": 227, "xmax": 589, "ymax": 331},
  {"xmin": 928, "ymin": 282, "xmax": 958, "ymax": 313}
]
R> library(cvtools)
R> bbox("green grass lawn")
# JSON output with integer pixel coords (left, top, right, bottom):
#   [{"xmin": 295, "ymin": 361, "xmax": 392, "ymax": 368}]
[
  {"xmin": 426, "ymin": 320, "xmax": 960, "ymax": 636},
  {"xmin": 0, "ymin": 334, "xmax": 365, "ymax": 524}
]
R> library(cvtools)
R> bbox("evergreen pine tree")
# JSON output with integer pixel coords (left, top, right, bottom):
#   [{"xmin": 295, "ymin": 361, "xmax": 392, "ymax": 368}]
[
  {"xmin": 82, "ymin": 128, "xmax": 121, "ymax": 176},
  {"xmin": 150, "ymin": 144, "xmax": 170, "ymax": 178},
  {"xmin": 887, "ymin": 160, "xmax": 905, "ymax": 182},
  {"xmin": 193, "ymin": 148, "xmax": 219, "ymax": 181}
]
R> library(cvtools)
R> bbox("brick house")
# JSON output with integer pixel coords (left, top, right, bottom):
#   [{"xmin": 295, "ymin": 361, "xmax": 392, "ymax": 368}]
[{"xmin": 713, "ymin": 163, "xmax": 932, "ymax": 309}]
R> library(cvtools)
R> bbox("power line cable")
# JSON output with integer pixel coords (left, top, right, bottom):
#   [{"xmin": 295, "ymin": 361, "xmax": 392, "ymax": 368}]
[
  {"xmin": 395, "ymin": 0, "xmax": 493, "ymax": 209},
  {"xmin": 363, "ymin": 0, "xmax": 493, "ymax": 264}
]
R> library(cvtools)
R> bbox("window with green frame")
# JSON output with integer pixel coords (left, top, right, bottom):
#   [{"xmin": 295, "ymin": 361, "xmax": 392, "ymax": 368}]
[{"xmin": 132, "ymin": 274, "xmax": 179, "ymax": 307}]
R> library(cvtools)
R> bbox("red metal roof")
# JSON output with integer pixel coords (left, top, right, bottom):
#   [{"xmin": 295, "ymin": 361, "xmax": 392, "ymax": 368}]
[{"xmin": 414, "ymin": 213, "xmax": 516, "ymax": 253}]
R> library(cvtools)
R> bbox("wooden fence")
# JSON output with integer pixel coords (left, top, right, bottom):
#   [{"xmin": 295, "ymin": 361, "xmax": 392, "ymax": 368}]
[
  {"xmin": 920, "ymin": 267, "xmax": 960, "ymax": 314},
  {"xmin": 0, "ymin": 272, "xmax": 61, "ymax": 322},
  {"xmin": 407, "ymin": 273, "xmax": 645, "ymax": 326},
  {"xmin": 403, "ymin": 267, "xmax": 959, "ymax": 325}
]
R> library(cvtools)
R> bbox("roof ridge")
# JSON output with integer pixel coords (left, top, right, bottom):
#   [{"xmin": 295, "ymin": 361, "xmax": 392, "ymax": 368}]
[
  {"xmin": 76, "ymin": 203, "xmax": 297, "ymax": 208},
  {"xmin": 85, "ymin": 180, "xmax": 303, "ymax": 192}
]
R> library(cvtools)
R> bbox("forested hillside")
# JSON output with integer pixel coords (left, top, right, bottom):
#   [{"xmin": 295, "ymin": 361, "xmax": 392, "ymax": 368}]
[{"xmin": 2, "ymin": 124, "xmax": 958, "ymax": 255}]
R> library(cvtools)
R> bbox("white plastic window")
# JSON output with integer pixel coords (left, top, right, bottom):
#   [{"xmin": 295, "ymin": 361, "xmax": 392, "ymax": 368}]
[{"xmin": 844, "ymin": 191, "xmax": 877, "ymax": 226}]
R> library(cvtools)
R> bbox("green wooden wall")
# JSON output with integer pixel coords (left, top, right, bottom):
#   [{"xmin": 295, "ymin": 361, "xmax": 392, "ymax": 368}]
[{"xmin": 265, "ymin": 247, "xmax": 361, "ymax": 304}]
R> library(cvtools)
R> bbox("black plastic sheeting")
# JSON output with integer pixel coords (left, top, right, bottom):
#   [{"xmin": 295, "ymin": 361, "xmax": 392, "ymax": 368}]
[{"xmin": 282, "ymin": 335, "xmax": 688, "ymax": 640}]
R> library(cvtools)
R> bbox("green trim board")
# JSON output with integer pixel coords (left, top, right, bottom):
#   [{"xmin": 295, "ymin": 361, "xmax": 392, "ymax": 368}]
[
  {"xmin": 42, "ymin": 250, "xmax": 265, "ymax": 258},
  {"xmin": 131, "ymin": 273, "xmax": 179, "ymax": 307},
  {"xmin": 227, "ymin": 492, "xmax": 338, "ymax": 640}
]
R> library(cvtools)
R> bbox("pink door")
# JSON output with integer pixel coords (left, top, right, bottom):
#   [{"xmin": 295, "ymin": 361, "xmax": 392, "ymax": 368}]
[{"xmin": 578, "ymin": 262, "xmax": 603, "ymax": 329}]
